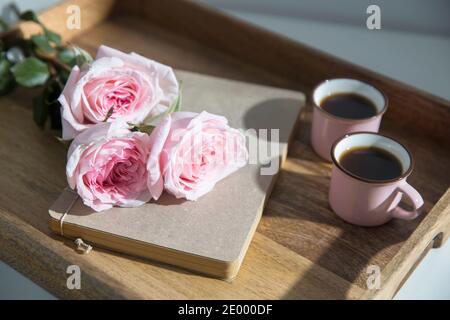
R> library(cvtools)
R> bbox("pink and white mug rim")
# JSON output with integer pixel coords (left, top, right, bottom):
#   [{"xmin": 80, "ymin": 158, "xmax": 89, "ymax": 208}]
[
  {"xmin": 330, "ymin": 131, "xmax": 415, "ymax": 185},
  {"xmin": 312, "ymin": 78, "xmax": 389, "ymax": 123}
]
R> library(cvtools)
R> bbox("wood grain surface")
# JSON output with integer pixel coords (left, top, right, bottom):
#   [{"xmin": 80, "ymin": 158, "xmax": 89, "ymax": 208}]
[{"xmin": 0, "ymin": 0, "xmax": 449, "ymax": 299}]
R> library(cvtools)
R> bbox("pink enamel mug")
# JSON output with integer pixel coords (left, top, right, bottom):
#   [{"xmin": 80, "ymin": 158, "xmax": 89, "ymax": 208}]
[
  {"xmin": 329, "ymin": 132, "xmax": 424, "ymax": 226},
  {"xmin": 311, "ymin": 78, "xmax": 387, "ymax": 161}
]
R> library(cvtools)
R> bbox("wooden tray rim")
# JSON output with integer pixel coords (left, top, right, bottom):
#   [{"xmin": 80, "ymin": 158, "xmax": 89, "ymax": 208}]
[{"xmin": 7, "ymin": 0, "xmax": 450, "ymax": 299}]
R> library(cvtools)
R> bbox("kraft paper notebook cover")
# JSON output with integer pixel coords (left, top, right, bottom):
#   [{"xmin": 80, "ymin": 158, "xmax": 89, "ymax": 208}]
[{"xmin": 49, "ymin": 70, "xmax": 305, "ymax": 279}]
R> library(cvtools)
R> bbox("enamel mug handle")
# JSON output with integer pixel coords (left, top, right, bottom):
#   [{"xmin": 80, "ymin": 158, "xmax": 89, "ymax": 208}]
[{"xmin": 392, "ymin": 182, "xmax": 424, "ymax": 220}]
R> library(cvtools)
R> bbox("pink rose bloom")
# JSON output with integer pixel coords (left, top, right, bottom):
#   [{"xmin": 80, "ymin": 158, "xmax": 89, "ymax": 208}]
[
  {"xmin": 67, "ymin": 121, "xmax": 152, "ymax": 212},
  {"xmin": 147, "ymin": 111, "xmax": 248, "ymax": 201},
  {"xmin": 59, "ymin": 45, "xmax": 179, "ymax": 140}
]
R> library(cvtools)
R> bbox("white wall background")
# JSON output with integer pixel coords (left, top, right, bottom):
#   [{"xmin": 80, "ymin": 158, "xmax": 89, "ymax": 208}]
[
  {"xmin": 196, "ymin": 0, "xmax": 450, "ymax": 100},
  {"xmin": 198, "ymin": 0, "xmax": 450, "ymax": 36}
]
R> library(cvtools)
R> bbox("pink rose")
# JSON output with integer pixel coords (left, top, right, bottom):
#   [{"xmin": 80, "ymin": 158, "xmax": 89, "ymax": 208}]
[
  {"xmin": 59, "ymin": 45, "xmax": 179, "ymax": 140},
  {"xmin": 147, "ymin": 111, "xmax": 248, "ymax": 201},
  {"xmin": 67, "ymin": 121, "xmax": 151, "ymax": 212}
]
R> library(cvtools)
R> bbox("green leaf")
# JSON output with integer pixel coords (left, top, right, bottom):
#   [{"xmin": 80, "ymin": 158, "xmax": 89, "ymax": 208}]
[
  {"xmin": 49, "ymin": 102, "xmax": 62, "ymax": 130},
  {"xmin": 170, "ymin": 83, "xmax": 182, "ymax": 113},
  {"xmin": 32, "ymin": 80, "xmax": 63, "ymax": 130},
  {"xmin": 31, "ymin": 34, "xmax": 54, "ymax": 53},
  {"xmin": 44, "ymin": 29, "xmax": 61, "ymax": 45},
  {"xmin": 43, "ymin": 80, "xmax": 63, "ymax": 130},
  {"xmin": 57, "ymin": 48, "xmax": 76, "ymax": 65},
  {"xmin": 0, "ymin": 57, "xmax": 11, "ymax": 75},
  {"xmin": 127, "ymin": 122, "xmax": 155, "ymax": 135},
  {"xmin": 58, "ymin": 47, "xmax": 93, "ymax": 68},
  {"xmin": 19, "ymin": 10, "xmax": 40, "ymax": 23},
  {"xmin": 73, "ymin": 47, "xmax": 93, "ymax": 66},
  {"xmin": 33, "ymin": 94, "xmax": 48, "ymax": 128},
  {"xmin": 0, "ymin": 58, "xmax": 15, "ymax": 95},
  {"xmin": 0, "ymin": 17, "xmax": 8, "ymax": 32},
  {"xmin": 138, "ymin": 125, "xmax": 155, "ymax": 135},
  {"xmin": 20, "ymin": 10, "xmax": 62, "ymax": 45},
  {"xmin": 58, "ymin": 69, "xmax": 71, "ymax": 84},
  {"xmin": 11, "ymin": 57, "xmax": 50, "ymax": 87}
]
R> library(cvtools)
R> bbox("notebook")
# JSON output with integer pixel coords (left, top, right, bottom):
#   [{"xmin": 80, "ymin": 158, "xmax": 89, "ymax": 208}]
[{"xmin": 49, "ymin": 70, "xmax": 305, "ymax": 279}]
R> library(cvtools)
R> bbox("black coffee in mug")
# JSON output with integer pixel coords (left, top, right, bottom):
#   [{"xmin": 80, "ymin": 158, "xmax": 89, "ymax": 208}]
[
  {"xmin": 339, "ymin": 146, "xmax": 403, "ymax": 181},
  {"xmin": 321, "ymin": 93, "xmax": 378, "ymax": 119}
]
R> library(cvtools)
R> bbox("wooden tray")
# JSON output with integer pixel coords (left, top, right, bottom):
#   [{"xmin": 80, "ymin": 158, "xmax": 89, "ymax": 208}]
[{"xmin": 0, "ymin": 0, "xmax": 449, "ymax": 299}]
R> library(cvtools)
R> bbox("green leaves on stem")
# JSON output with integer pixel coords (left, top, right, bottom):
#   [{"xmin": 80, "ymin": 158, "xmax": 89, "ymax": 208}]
[
  {"xmin": 0, "ymin": 18, "xmax": 8, "ymax": 32},
  {"xmin": 129, "ymin": 123, "xmax": 156, "ymax": 135},
  {"xmin": 44, "ymin": 29, "xmax": 61, "ymax": 46},
  {"xmin": 141, "ymin": 82, "xmax": 183, "ymax": 128},
  {"xmin": 11, "ymin": 57, "xmax": 49, "ymax": 87},
  {"xmin": 33, "ymin": 78, "xmax": 63, "ymax": 129},
  {"xmin": 167, "ymin": 83, "xmax": 182, "ymax": 114},
  {"xmin": 31, "ymin": 34, "xmax": 55, "ymax": 54},
  {"xmin": 20, "ymin": 10, "xmax": 61, "ymax": 46},
  {"xmin": 19, "ymin": 10, "xmax": 39, "ymax": 23},
  {"xmin": 58, "ymin": 47, "xmax": 92, "ymax": 68},
  {"xmin": 0, "ymin": 9, "xmax": 94, "ymax": 131},
  {"xmin": 0, "ymin": 54, "xmax": 15, "ymax": 95}
]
